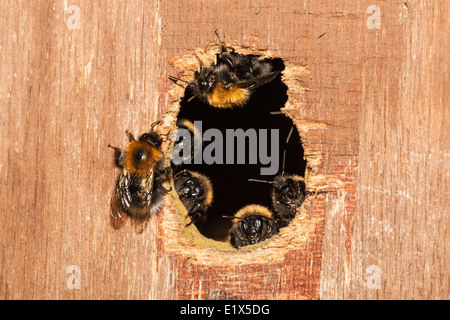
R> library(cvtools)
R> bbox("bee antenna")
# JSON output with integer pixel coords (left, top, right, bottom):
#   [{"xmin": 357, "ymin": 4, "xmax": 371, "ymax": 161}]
[
  {"xmin": 193, "ymin": 54, "xmax": 204, "ymax": 69},
  {"xmin": 214, "ymin": 29, "xmax": 221, "ymax": 41},
  {"xmin": 159, "ymin": 132, "xmax": 171, "ymax": 143},
  {"xmin": 168, "ymin": 75, "xmax": 192, "ymax": 85},
  {"xmin": 281, "ymin": 126, "xmax": 294, "ymax": 176},
  {"xmin": 150, "ymin": 120, "xmax": 162, "ymax": 132},
  {"xmin": 286, "ymin": 125, "xmax": 294, "ymax": 144},
  {"xmin": 214, "ymin": 30, "xmax": 226, "ymax": 50},
  {"xmin": 222, "ymin": 215, "xmax": 240, "ymax": 220},
  {"xmin": 248, "ymin": 178, "xmax": 274, "ymax": 185}
]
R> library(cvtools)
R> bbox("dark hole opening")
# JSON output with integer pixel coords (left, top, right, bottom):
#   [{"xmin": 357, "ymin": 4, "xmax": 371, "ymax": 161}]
[{"xmin": 173, "ymin": 59, "xmax": 307, "ymax": 241}]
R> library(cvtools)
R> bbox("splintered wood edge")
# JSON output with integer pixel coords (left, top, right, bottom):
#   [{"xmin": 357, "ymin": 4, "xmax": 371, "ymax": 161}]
[{"xmin": 157, "ymin": 45, "xmax": 341, "ymax": 267}]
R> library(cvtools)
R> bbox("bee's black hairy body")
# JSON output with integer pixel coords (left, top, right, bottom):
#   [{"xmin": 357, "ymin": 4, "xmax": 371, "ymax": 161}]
[
  {"xmin": 173, "ymin": 169, "xmax": 213, "ymax": 226},
  {"xmin": 229, "ymin": 214, "xmax": 279, "ymax": 248},
  {"xmin": 227, "ymin": 205, "xmax": 279, "ymax": 248},
  {"xmin": 271, "ymin": 175, "xmax": 306, "ymax": 228},
  {"xmin": 170, "ymin": 33, "xmax": 284, "ymax": 108}
]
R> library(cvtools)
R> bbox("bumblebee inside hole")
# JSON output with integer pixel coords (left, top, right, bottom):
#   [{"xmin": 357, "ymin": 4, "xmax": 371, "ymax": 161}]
[{"xmin": 170, "ymin": 57, "xmax": 307, "ymax": 244}]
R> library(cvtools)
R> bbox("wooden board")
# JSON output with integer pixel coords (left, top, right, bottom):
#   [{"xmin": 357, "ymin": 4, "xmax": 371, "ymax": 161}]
[{"xmin": 0, "ymin": 0, "xmax": 447, "ymax": 299}]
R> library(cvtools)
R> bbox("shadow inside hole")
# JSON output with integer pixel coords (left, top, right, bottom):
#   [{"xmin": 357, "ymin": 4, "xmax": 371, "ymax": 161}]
[{"xmin": 173, "ymin": 61, "xmax": 306, "ymax": 241}]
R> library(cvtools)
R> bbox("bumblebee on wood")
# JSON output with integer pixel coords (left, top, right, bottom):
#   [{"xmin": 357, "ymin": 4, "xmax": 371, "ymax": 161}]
[
  {"xmin": 108, "ymin": 121, "xmax": 170, "ymax": 230},
  {"xmin": 173, "ymin": 169, "xmax": 213, "ymax": 226},
  {"xmin": 225, "ymin": 204, "xmax": 279, "ymax": 248},
  {"xmin": 169, "ymin": 31, "xmax": 282, "ymax": 108}
]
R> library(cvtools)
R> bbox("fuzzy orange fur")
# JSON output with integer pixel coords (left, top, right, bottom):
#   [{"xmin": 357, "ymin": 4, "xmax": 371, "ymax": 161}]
[
  {"xmin": 207, "ymin": 82, "xmax": 250, "ymax": 108},
  {"xmin": 234, "ymin": 204, "xmax": 274, "ymax": 224},
  {"xmin": 124, "ymin": 140, "xmax": 163, "ymax": 176}
]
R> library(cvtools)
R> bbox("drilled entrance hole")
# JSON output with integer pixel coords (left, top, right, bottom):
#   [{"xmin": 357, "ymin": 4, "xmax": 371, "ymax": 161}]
[{"xmin": 171, "ymin": 59, "xmax": 307, "ymax": 242}]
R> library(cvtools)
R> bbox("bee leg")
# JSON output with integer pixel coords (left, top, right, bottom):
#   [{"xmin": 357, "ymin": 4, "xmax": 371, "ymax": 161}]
[
  {"xmin": 175, "ymin": 169, "xmax": 192, "ymax": 180},
  {"xmin": 173, "ymin": 169, "xmax": 188, "ymax": 181},
  {"xmin": 108, "ymin": 144, "xmax": 125, "ymax": 168},
  {"xmin": 163, "ymin": 166, "xmax": 173, "ymax": 178},
  {"xmin": 150, "ymin": 120, "xmax": 162, "ymax": 132},
  {"xmin": 185, "ymin": 202, "xmax": 205, "ymax": 226},
  {"xmin": 229, "ymin": 227, "xmax": 244, "ymax": 248},
  {"xmin": 154, "ymin": 175, "xmax": 172, "ymax": 193},
  {"xmin": 125, "ymin": 130, "xmax": 135, "ymax": 142},
  {"xmin": 159, "ymin": 132, "xmax": 171, "ymax": 143}
]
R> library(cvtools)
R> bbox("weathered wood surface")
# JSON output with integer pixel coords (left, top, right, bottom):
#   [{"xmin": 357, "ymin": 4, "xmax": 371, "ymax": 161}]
[{"xmin": 0, "ymin": 0, "xmax": 447, "ymax": 299}]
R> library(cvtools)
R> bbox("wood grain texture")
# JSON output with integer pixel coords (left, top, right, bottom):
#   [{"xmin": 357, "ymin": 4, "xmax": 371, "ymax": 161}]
[
  {"xmin": 0, "ymin": 0, "xmax": 162, "ymax": 299},
  {"xmin": 351, "ymin": 0, "xmax": 448, "ymax": 299},
  {"xmin": 0, "ymin": 0, "xmax": 447, "ymax": 300}
]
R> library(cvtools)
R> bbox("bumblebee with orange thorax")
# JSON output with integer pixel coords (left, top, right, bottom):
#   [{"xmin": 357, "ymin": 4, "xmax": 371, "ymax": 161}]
[
  {"xmin": 169, "ymin": 32, "xmax": 282, "ymax": 108},
  {"xmin": 225, "ymin": 204, "xmax": 279, "ymax": 248},
  {"xmin": 108, "ymin": 121, "xmax": 170, "ymax": 229}
]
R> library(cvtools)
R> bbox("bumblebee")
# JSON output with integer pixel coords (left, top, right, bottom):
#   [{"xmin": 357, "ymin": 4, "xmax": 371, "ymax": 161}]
[
  {"xmin": 171, "ymin": 119, "xmax": 202, "ymax": 168},
  {"xmin": 108, "ymin": 121, "xmax": 170, "ymax": 229},
  {"xmin": 270, "ymin": 174, "xmax": 306, "ymax": 228},
  {"xmin": 169, "ymin": 32, "xmax": 282, "ymax": 108},
  {"xmin": 225, "ymin": 204, "xmax": 279, "ymax": 248},
  {"xmin": 249, "ymin": 173, "xmax": 306, "ymax": 228},
  {"xmin": 249, "ymin": 146, "xmax": 306, "ymax": 228},
  {"xmin": 173, "ymin": 169, "xmax": 213, "ymax": 226}
]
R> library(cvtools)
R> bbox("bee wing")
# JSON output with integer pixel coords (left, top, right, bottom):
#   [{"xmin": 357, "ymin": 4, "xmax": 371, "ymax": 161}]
[
  {"xmin": 234, "ymin": 70, "xmax": 281, "ymax": 90},
  {"xmin": 140, "ymin": 165, "xmax": 155, "ymax": 208},
  {"xmin": 133, "ymin": 216, "xmax": 150, "ymax": 234},
  {"xmin": 110, "ymin": 187, "xmax": 127, "ymax": 229},
  {"xmin": 132, "ymin": 165, "xmax": 157, "ymax": 234}
]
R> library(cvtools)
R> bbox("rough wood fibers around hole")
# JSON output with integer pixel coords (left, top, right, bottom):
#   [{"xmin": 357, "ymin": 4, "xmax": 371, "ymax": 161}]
[{"xmin": 157, "ymin": 43, "xmax": 337, "ymax": 267}]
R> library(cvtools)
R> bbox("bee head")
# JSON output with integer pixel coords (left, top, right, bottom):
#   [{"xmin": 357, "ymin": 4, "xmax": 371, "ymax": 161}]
[
  {"xmin": 274, "ymin": 176, "xmax": 305, "ymax": 208},
  {"xmin": 195, "ymin": 67, "xmax": 215, "ymax": 93},
  {"xmin": 139, "ymin": 132, "xmax": 162, "ymax": 148},
  {"xmin": 240, "ymin": 216, "xmax": 263, "ymax": 243},
  {"xmin": 279, "ymin": 178, "xmax": 297, "ymax": 203},
  {"xmin": 178, "ymin": 177, "xmax": 204, "ymax": 199},
  {"xmin": 138, "ymin": 120, "xmax": 163, "ymax": 148}
]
